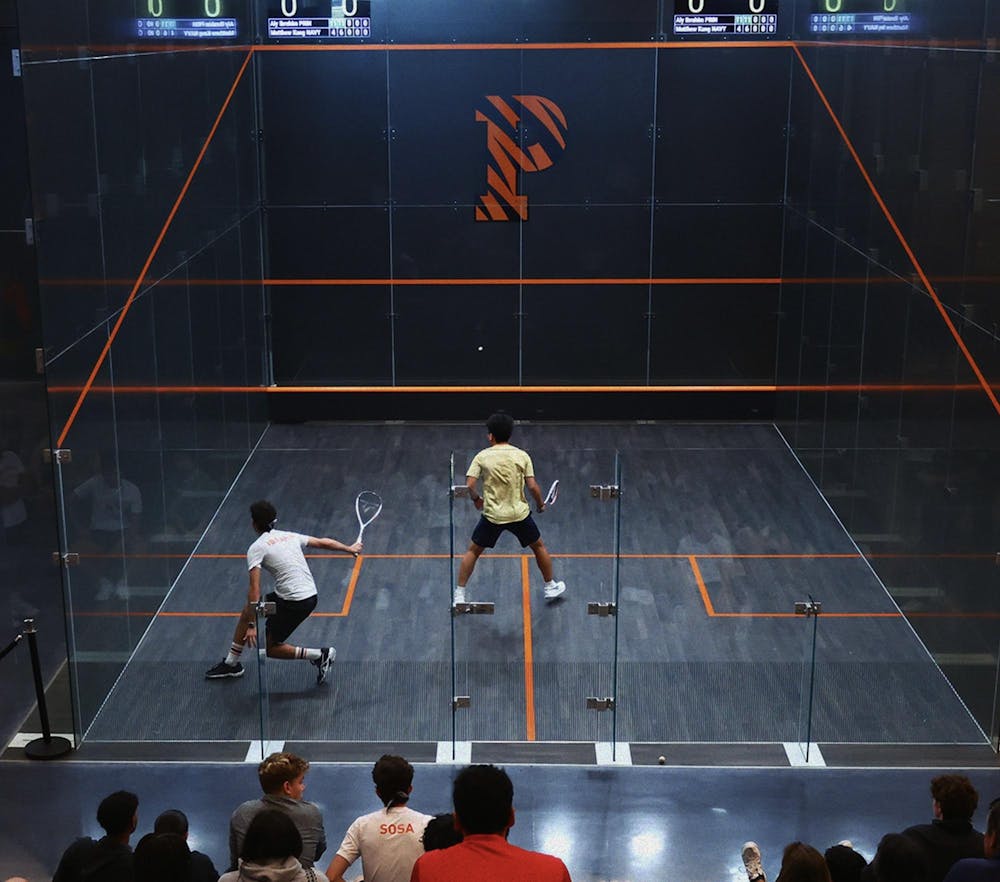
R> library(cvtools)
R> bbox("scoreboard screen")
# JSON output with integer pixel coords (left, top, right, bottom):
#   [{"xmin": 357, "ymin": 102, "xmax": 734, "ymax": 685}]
[
  {"xmin": 673, "ymin": 0, "xmax": 779, "ymax": 37},
  {"xmin": 134, "ymin": 0, "xmax": 238, "ymax": 40},
  {"xmin": 809, "ymin": 0, "xmax": 919, "ymax": 34},
  {"xmin": 267, "ymin": 0, "xmax": 372, "ymax": 40}
]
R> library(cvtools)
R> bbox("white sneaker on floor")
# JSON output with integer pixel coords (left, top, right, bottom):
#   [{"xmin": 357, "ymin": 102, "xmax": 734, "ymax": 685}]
[
  {"xmin": 543, "ymin": 581, "xmax": 566, "ymax": 600},
  {"xmin": 453, "ymin": 586, "xmax": 466, "ymax": 605},
  {"xmin": 742, "ymin": 841, "xmax": 765, "ymax": 882}
]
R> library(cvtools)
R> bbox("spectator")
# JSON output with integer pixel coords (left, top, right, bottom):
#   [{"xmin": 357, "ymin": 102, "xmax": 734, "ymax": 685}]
[
  {"xmin": 409, "ymin": 764, "xmax": 570, "ymax": 882},
  {"xmin": 775, "ymin": 842, "xmax": 832, "ymax": 882},
  {"xmin": 825, "ymin": 842, "xmax": 868, "ymax": 882},
  {"xmin": 220, "ymin": 809, "xmax": 329, "ymax": 882},
  {"xmin": 230, "ymin": 752, "xmax": 327, "ymax": 871},
  {"xmin": 52, "ymin": 790, "xmax": 138, "ymax": 882},
  {"xmin": 421, "ymin": 815, "xmax": 463, "ymax": 853},
  {"xmin": 943, "ymin": 799, "xmax": 1000, "ymax": 881},
  {"xmin": 902, "ymin": 775, "xmax": 984, "ymax": 882},
  {"xmin": 132, "ymin": 832, "xmax": 190, "ymax": 882},
  {"xmin": 154, "ymin": 809, "xmax": 219, "ymax": 882},
  {"xmin": 326, "ymin": 755, "xmax": 432, "ymax": 882},
  {"xmin": 865, "ymin": 833, "xmax": 928, "ymax": 882}
]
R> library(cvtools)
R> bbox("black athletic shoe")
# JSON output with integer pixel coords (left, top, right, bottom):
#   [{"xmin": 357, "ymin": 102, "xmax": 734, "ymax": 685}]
[
  {"xmin": 205, "ymin": 660, "xmax": 244, "ymax": 679},
  {"xmin": 313, "ymin": 647, "xmax": 336, "ymax": 684}
]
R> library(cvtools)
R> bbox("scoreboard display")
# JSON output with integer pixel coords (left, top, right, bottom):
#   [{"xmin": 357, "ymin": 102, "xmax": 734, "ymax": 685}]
[
  {"xmin": 267, "ymin": 0, "xmax": 372, "ymax": 40},
  {"xmin": 673, "ymin": 0, "xmax": 779, "ymax": 37},
  {"xmin": 809, "ymin": 0, "xmax": 918, "ymax": 34},
  {"xmin": 134, "ymin": 0, "xmax": 239, "ymax": 39}
]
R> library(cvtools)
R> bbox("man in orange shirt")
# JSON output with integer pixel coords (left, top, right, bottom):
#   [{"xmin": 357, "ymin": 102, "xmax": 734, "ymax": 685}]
[{"xmin": 409, "ymin": 765, "xmax": 571, "ymax": 882}]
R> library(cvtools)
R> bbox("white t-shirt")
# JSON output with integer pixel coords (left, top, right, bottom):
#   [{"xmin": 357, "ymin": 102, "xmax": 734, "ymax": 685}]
[
  {"xmin": 335, "ymin": 805, "xmax": 432, "ymax": 882},
  {"xmin": 73, "ymin": 473, "xmax": 142, "ymax": 531},
  {"xmin": 246, "ymin": 529, "xmax": 317, "ymax": 601}
]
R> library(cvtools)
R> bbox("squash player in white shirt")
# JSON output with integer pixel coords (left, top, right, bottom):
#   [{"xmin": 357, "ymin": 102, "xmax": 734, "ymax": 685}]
[
  {"xmin": 205, "ymin": 500, "xmax": 361, "ymax": 682},
  {"xmin": 326, "ymin": 755, "xmax": 432, "ymax": 882}
]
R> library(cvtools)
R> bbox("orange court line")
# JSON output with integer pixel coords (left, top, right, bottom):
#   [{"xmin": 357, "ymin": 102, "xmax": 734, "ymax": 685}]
[
  {"xmin": 47, "ymin": 383, "xmax": 991, "ymax": 395},
  {"xmin": 79, "ymin": 551, "xmax": 999, "ymax": 562},
  {"xmin": 55, "ymin": 48, "xmax": 254, "ymax": 448},
  {"xmin": 689, "ymin": 556, "xmax": 716, "ymax": 617},
  {"xmin": 792, "ymin": 45, "xmax": 1000, "ymax": 419},
  {"xmin": 521, "ymin": 556, "xmax": 537, "ymax": 742},
  {"xmin": 40, "ymin": 274, "xmax": 1000, "ymax": 287},
  {"xmin": 335, "ymin": 554, "xmax": 364, "ymax": 617}
]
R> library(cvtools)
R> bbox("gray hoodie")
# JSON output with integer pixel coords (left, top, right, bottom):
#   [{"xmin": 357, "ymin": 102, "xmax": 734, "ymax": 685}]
[{"xmin": 218, "ymin": 857, "xmax": 330, "ymax": 882}]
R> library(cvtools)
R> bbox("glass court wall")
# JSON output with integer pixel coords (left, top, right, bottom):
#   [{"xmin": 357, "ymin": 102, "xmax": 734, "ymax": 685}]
[
  {"xmin": 16, "ymin": 0, "xmax": 266, "ymax": 742},
  {"xmin": 9, "ymin": 0, "xmax": 1000, "ymax": 752}
]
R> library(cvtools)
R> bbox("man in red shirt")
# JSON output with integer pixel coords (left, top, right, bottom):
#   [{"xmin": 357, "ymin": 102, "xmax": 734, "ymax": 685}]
[{"xmin": 409, "ymin": 765, "xmax": 571, "ymax": 882}]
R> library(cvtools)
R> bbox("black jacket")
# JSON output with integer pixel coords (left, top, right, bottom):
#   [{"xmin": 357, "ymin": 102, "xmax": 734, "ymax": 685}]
[
  {"xmin": 902, "ymin": 819, "xmax": 985, "ymax": 882},
  {"xmin": 52, "ymin": 836, "xmax": 133, "ymax": 882}
]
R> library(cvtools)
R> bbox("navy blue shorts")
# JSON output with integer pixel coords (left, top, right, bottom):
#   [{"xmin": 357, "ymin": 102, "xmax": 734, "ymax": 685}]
[
  {"xmin": 265, "ymin": 591, "xmax": 318, "ymax": 645},
  {"xmin": 471, "ymin": 514, "xmax": 541, "ymax": 549}
]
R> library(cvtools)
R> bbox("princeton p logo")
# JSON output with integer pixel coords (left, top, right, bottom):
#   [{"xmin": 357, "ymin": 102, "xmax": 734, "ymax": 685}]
[{"xmin": 476, "ymin": 95, "xmax": 568, "ymax": 222}]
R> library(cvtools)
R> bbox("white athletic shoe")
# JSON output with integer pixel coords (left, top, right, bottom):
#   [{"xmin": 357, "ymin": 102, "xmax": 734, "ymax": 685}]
[
  {"xmin": 543, "ymin": 581, "xmax": 566, "ymax": 600},
  {"xmin": 742, "ymin": 841, "xmax": 765, "ymax": 882},
  {"xmin": 453, "ymin": 586, "xmax": 466, "ymax": 605}
]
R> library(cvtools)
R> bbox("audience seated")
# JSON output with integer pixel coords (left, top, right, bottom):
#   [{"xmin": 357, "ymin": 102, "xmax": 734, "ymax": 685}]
[
  {"xmin": 825, "ymin": 842, "xmax": 868, "ymax": 882},
  {"xmin": 220, "ymin": 809, "xmax": 330, "ymax": 882},
  {"xmin": 943, "ymin": 800, "xmax": 1000, "ymax": 882},
  {"xmin": 325, "ymin": 754, "xmax": 432, "ymax": 882},
  {"xmin": 421, "ymin": 815, "xmax": 463, "ymax": 853},
  {"xmin": 863, "ymin": 833, "xmax": 929, "ymax": 882},
  {"xmin": 897, "ymin": 775, "xmax": 984, "ymax": 882},
  {"xmin": 132, "ymin": 832, "xmax": 191, "ymax": 882},
  {"xmin": 230, "ymin": 752, "xmax": 327, "ymax": 871},
  {"xmin": 52, "ymin": 790, "xmax": 139, "ymax": 882},
  {"xmin": 774, "ymin": 842, "xmax": 832, "ymax": 882},
  {"xmin": 153, "ymin": 809, "xmax": 219, "ymax": 882},
  {"xmin": 409, "ymin": 764, "xmax": 571, "ymax": 882}
]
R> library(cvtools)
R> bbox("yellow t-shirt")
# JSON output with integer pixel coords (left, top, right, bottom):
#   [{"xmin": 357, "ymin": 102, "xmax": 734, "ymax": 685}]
[{"xmin": 467, "ymin": 444, "xmax": 534, "ymax": 525}]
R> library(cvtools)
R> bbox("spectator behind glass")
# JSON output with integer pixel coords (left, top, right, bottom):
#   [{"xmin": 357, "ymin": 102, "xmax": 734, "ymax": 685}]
[
  {"xmin": 154, "ymin": 809, "xmax": 219, "ymax": 882},
  {"xmin": 775, "ymin": 842, "xmax": 833, "ymax": 882},
  {"xmin": 132, "ymin": 832, "xmax": 190, "ymax": 882},
  {"xmin": 219, "ymin": 809, "xmax": 329, "ymax": 882},
  {"xmin": 421, "ymin": 814, "xmax": 463, "ymax": 852}
]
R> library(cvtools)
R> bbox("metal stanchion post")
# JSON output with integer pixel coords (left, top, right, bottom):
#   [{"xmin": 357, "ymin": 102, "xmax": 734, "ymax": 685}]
[{"xmin": 22, "ymin": 618, "xmax": 72, "ymax": 760}]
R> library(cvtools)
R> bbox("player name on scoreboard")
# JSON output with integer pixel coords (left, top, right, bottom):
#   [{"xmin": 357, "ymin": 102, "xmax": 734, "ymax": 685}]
[
  {"xmin": 809, "ymin": 12, "xmax": 913, "ymax": 32},
  {"xmin": 136, "ymin": 18, "xmax": 238, "ymax": 38},
  {"xmin": 267, "ymin": 16, "xmax": 371, "ymax": 38},
  {"xmin": 674, "ymin": 13, "xmax": 777, "ymax": 34}
]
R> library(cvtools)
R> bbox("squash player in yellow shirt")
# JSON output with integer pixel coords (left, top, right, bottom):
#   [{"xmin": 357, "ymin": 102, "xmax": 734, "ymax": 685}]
[{"xmin": 454, "ymin": 412, "xmax": 566, "ymax": 606}]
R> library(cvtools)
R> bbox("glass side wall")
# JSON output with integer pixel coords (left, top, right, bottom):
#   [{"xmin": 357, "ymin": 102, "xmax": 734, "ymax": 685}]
[
  {"xmin": 777, "ymin": 31, "xmax": 1000, "ymax": 745},
  {"xmin": 18, "ymin": 0, "xmax": 268, "ymax": 742},
  {"xmin": 449, "ymin": 447, "xmax": 621, "ymax": 751}
]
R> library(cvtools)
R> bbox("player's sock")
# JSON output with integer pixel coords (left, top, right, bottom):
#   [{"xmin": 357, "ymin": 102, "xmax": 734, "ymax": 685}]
[
  {"xmin": 225, "ymin": 643, "xmax": 243, "ymax": 666},
  {"xmin": 544, "ymin": 579, "xmax": 557, "ymax": 589},
  {"xmin": 296, "ymin": 647, "xmax": 322, "ymax": 661}
]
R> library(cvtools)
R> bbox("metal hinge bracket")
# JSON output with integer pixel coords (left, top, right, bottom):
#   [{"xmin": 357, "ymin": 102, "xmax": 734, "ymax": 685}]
[
  {"xmin": 587, "ymin": 602, "xmax": 617, "ymax": 617},
  {"xmin": 586, "ymin": 697, "xmax": 615, "ymax": 711},
  {"xmin": 589, "ymin": 484, "xmax": 620, "ymax": 500},
  {"xmin": 43, "ymin": 448, "xmax": 72, "ymax": 464}
]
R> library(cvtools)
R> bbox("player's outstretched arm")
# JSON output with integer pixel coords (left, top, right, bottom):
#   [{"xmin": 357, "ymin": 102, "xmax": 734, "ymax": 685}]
[{"xmin": 307, "ymin": 536, "xmax": 362, "ymax": 555}]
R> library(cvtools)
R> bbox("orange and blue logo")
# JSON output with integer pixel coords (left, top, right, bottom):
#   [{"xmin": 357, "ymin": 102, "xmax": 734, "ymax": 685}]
[{"xmin": 475, "ymin": 95, "xmax": 568, "ymax": 221}]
